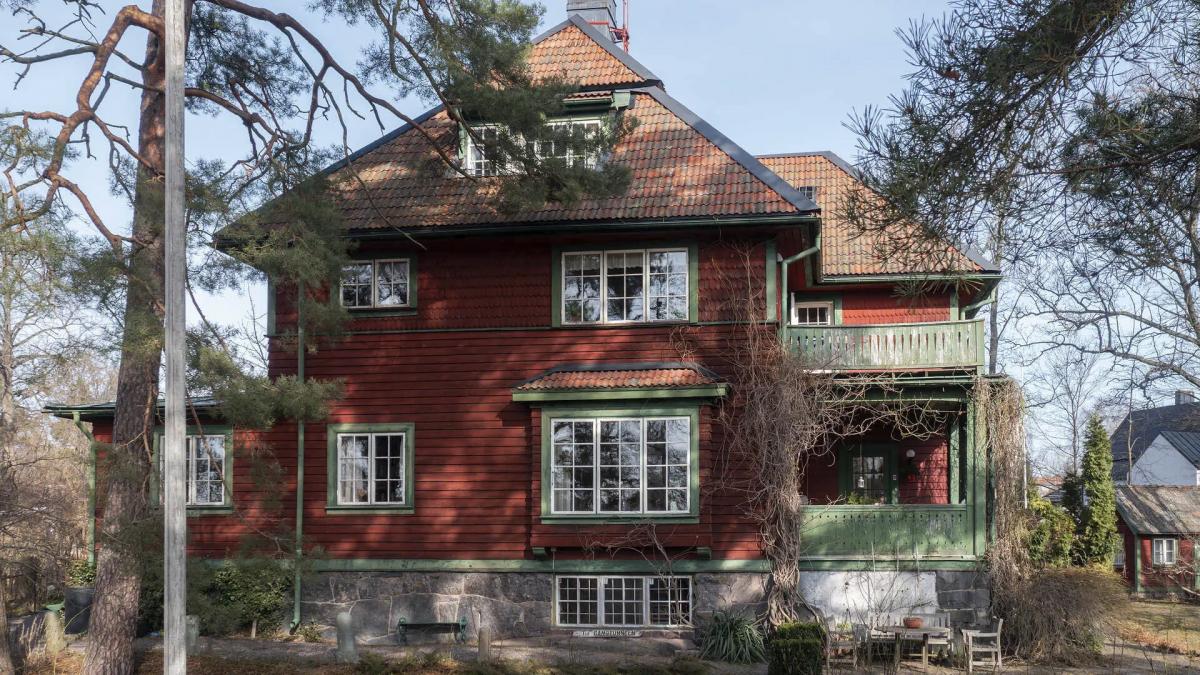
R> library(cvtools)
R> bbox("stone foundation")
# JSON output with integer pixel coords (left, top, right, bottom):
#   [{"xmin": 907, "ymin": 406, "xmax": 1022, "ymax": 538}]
[{"xmin": 299, "ymin": 568, "xmax": 990, "ymax": 642}]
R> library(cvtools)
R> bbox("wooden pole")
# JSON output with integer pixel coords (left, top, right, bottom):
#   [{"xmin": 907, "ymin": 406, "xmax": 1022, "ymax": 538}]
[{"xmin": 163, "ymin": 0, "xmax": 187, "ymax": 671}]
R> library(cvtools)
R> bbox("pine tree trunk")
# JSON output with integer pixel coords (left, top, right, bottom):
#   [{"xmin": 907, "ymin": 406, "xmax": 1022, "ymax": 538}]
[
  {"xmin": 0, "ymin": 564, "xmax": 13, "ymax": 675},
  {"xmin": 0, "ymin": 263, "xmax": 18, "ymax": 675},
  {"xmin": 83, "ymin": 3, "xmax": 168, "ymax": 673}
]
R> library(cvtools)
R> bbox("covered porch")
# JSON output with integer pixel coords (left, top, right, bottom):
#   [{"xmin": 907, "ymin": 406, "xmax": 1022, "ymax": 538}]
[{"xmin": 795, "ymin": 393, "xmax": 987, "ymax": 566}]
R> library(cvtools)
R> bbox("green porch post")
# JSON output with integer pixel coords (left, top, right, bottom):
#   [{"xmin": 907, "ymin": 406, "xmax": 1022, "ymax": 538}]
[
  {"xmin": 968, "ymin": 396, "xmax": 986, "ymax": 557},
  {"xmin": 948, "ymin": 414, "xmax": 961, "ymax": 505},
  {"xmin": 1133, "ymin": 533, "xmax": 1142, "ymax": 595}
]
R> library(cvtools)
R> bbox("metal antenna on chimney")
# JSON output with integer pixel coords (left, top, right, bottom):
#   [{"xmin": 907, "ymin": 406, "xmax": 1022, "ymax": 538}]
[{"xmin": 612, "ymin": 0, "xmax": 630, "ymax": 52}]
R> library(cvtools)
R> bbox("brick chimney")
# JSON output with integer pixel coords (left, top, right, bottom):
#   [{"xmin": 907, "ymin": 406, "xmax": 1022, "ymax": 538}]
[
  {"xmin": 568, "ymin": 0, "xmax": 619, "ymax": 42},
  {"xmin": 1177, "ymin": 390, "xmax": 1196, "ymax": 405}
]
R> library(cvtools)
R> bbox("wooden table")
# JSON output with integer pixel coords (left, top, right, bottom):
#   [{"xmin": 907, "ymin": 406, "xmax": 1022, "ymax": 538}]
[{"xmin": 881, "ymin": 625, "xmax": 953, "ymax": 666}]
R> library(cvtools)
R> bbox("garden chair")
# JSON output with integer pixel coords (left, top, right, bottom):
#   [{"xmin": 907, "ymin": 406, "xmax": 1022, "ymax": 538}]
[
  {"xmin": 824, "ymin": 621, "xmax": 861, "ymax": 669},
  {"xmin": 962, "ymin": 617, "xmax": 1003, "ymax": 673}
]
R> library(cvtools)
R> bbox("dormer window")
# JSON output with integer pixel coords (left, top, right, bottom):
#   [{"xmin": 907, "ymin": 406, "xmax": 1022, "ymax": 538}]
[
  {"xmin": 796, "ymin": 186, "xmax": 817, "ymax": 201},
  {"xmin": 464, "ymin": 119, "xmax": 604, "ymax": 177}
]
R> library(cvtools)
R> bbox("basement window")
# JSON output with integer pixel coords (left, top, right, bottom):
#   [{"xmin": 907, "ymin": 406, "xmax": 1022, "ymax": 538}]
[{"xmin": 556, "ymin": 576, "xmax": 691, "ymax": 628}]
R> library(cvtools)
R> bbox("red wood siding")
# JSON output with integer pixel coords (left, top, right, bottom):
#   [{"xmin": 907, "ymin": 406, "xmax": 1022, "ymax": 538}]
[{"xmin": 84, "ymin": 231, "xmax": 962, "ymax": 562}]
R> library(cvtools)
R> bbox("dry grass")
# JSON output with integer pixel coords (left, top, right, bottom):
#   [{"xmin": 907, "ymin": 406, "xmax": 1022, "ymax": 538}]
[
  {"xmin": 23, "ymin": 651, "xmax": 355, "ymax": 674},
  {"xmin": 1116, "ymin": 600, "xmax": 1200, "ymax": 656}
]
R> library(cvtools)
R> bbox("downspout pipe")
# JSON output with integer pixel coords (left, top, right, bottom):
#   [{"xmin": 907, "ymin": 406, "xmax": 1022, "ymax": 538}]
[
  {"xmin": 779, "ymin": 228, "xmax": 821, "ymax": 338},
  {"xmin": 292, "ymin": 290, "xmax": 306, "ymax": 631}
]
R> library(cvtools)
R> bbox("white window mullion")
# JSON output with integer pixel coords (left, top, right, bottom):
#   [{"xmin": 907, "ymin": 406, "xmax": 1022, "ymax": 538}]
[
  {"xmin": 366, "ymin": 434, "xmax": 377, "ymax": 506},
  {"xmin": 592, "ymin": 419, "xmax": 601, "ymax": 515}
]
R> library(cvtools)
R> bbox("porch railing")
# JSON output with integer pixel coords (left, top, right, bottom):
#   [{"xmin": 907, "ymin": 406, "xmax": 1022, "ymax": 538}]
[
  {"xmin": 799, "ymin": 504, "xmax": 974, "ymax": 559},
  {"xmin": 787, "ymin": 319, "xmax": 984, "ymax": 371}
]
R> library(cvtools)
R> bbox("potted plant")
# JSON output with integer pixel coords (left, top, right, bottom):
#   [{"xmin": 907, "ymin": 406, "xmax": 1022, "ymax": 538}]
[
  {"xmin": 902, "ymin": 616, "xmax": 924, "ymax": 629},
  {"xmin": 64, "ymin": 558, "xmax": 96, "ymax": 634}
]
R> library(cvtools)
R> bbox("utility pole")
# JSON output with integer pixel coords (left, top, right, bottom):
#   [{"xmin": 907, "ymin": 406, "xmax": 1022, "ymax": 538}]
[{"xmin": 163, "ymin": 0, "xmax": 188, "ymax": 672}]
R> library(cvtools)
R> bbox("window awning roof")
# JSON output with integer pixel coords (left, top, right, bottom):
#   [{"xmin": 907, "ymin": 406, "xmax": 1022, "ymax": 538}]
[{"xmin": 512, "ymin": 362, "xmax": 727, "ymax": 402}]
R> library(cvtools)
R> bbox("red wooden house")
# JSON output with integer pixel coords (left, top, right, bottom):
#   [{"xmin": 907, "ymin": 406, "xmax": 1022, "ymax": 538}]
[{"xmin": 49, "ymin": 1, "xmax": 1000, "ymax": 640}]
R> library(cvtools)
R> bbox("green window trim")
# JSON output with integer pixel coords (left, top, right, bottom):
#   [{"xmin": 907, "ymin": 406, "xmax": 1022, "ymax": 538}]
[
  {"xmin": 788, "ymin": 292, "xmax": 843, "ymax": 326},
  {"xmin": 538, "ymin": 403, "xmax": 701, "ymax": 524},
  {"xmin": 325, "ymin": 423, "xmax": 416, "ymax": 514},
  {"xmin": 151, "ymin": 425, "xmax": 235, "ymax": 515},
  {"xmin": 551, "ymin": 242, "xmax": 700, "ymax": 328},
  {"xmin": 338, "ymin": 255, "xmax": 419, "ymax": 313},
  {"xmin": 837, "ymin": 443, "xmax": 898, "ymax": 505}
]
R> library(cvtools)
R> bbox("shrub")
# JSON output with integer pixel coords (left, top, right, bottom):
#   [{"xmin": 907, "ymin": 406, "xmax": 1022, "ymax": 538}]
[
  {"xmin": 767, "ymin": 638, "xmax": 822, "ymax": 675},
  {"xmin": 1026, "ymin": 496, "xmax": 1075, "ymax": 568},
  {"xmin": 293, "ymin": 621, "xmax": 323, "ymax": 643},
  {"xmin": 773, "ymin": 621, "xmax": 823, "ymax": 642},
  {"xmin": 698, "ymin": 611, "xmax": 765, "ymax": 664},
  {"xmin": 65, "ymin": 559, "xmax": 95, "ymax": 587},
  {"xmin": 998, "ymin": 565, "xmax": 1128, "ymax": 663}
]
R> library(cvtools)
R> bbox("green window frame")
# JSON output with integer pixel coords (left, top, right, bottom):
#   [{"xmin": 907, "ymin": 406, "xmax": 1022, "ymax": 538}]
[
  {"xmin": 838, "ymin": 444, "xmax": 898, "ymax": 505},
  {"xmin": 551, "ymin": 243, "xmax": 699, "ymax": 328},
  {"xmin": 788, "ymin": 292, "xmax": 842, "ymax": 326},
  {"xmin": 325, "ymin": 423, "xmax": 415, "ymax": 514},
  {"xmin": 337, "ymin": 256, "xmax": 419, "ymax": 314},
  {"xmin": 539, "ymin": 404, "xmax": 700, "ymax": 524},
  {"xmin": 151, "ymin": 425, "xmax": 234, "ymax": 515}
]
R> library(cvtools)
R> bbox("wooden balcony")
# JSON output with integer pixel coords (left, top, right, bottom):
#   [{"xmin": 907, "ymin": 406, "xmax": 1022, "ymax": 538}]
[
  {"xmin": 799, "ymin": 504, "xmax": 975, "ymax": 559},
  {"xmin": 787, "ymin": 320, "xmax": 984, "ymax": 371}
]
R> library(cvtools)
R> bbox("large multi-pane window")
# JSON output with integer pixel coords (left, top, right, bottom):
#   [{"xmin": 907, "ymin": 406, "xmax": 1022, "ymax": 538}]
[
  {"xmin": 186, "ymin": 435, "xmax": 227, "ymax": 506},
  {"xmin": 561, "ymin": 249, "xmax": 689, "ymax": 325},
  {"xmin": 336, "ymin": 433, "xmax": 408, "ymax": 506},
  {"xmin": 550, "ymin": 417, "xmax": 690, "ymax": 515},
  {"xmin": 464, "ymin": 120, "xmax": 603, "ymax": 177},
  {"xmin": 340, "ymin": 259, "xmax": 411, "ymax": 309},
  {"xmin": 556, "ymin": 576, "xmax": 691, "ymax": 628}
]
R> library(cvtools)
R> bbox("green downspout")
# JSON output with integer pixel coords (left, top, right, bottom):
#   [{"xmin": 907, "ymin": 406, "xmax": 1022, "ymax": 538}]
[
  {"xmin": 72, "ymin": 411, "xmax": 97, "ymax": 564},
  {"xmin": 779, "ymin": 228, "xmax": 821, "ymax": 339},
  {"xmin": 292, "ymin": 290, "xmax": 306, "ymax": 630},
  {"xmin": 1133, "ymin": 533, "xmax": 1142, "ymax": 595}
]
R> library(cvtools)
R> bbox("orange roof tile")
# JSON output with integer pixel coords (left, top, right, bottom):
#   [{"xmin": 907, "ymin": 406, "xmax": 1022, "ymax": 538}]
[
  {"xmin": 324, "ymin": 89, "xmax": 812, "ymax": 229},
  {"xmin": 516, "ymin": 364, "xmax": 721, "ymax": 391},
  {"xmin": 528, "ymin": 22, "xmax": 650, "ymax": 88},
  {"xmin": 758, "ymin": 152, "xmax": 990, "ymax": 277}
]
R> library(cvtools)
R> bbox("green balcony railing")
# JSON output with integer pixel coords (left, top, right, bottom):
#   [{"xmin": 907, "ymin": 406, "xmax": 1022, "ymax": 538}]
[
  {"xmin": 799, "ymin": 504, "xmax": 974, "ymax": 559},
  {"xmin": 787, "ymin": 319, "xmax": 984, "ymax": 370}
]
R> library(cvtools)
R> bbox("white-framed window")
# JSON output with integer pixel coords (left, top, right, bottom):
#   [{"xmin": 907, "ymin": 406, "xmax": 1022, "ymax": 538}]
[
  {"xmin": 1153, "ymin": 537, "xmax": 1178, "ymax": 566},
  {"xmin": 550, "ymin": 417, "xmax": 690, "ymax": 515},
  {"xmin": 336, "ymin": 432, "xmax": 408, "ymax": 505},
  {"xmin": 790, "ymin": 300, "xmax": 833, "ymax": 326},
  {"xmin": 796, "ymin": 185, "xmax": 817, "ymax": 201},
  {"xmin": 556, "ymin": 576, "xmax": 691, "ymax": 628},
  {"xmin": 561, "ymin": 249, "xmax": 689, "ymax": 325},
  {"xmin": 340, "ymin": 258, "xmax": 411, "ymax": 309},
  {"xmin": 186, "ymin": 435, "xmax": 227, "ymax": 506},
  {"xmin": 464, "ymin": 119, "xmax": 603, "ymax": 177}
]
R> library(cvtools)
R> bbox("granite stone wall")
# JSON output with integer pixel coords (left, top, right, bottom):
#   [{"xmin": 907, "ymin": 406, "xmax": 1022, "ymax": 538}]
[{"xmin": 299, "ymin": 568, "xmax": 991, "ymax": 643}]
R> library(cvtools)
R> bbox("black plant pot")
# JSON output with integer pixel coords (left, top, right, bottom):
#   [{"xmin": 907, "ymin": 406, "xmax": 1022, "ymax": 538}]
[{"xmin": 64, "ymin": 586, "xmax": 94, "ymax": 634}]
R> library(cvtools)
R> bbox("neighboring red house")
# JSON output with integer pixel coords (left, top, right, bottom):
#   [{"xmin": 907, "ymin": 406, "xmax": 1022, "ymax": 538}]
[
  {"xmin": 49, "ymin": 1, "xmax": 1001, "ymax": 639},
  {"xmin": 1117, "ymin": 486, "xmax": 1200, "ymax": 596}
]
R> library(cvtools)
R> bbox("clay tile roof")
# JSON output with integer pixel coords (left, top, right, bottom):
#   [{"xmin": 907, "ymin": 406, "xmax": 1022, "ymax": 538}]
[
  {"xmin": 516, "ymin": 364, "xmax": 722, "ymax": 391},
  {"xmin": 322, "ymin": 88, "xmax": 813, "ymax": 229},
  {"xmin": 528, "ymin": 20, "xmax": 653, "ymax": 88},
  {"xmin": 757, "ymin": 152, "xmax": 993, "ymax": 277}
]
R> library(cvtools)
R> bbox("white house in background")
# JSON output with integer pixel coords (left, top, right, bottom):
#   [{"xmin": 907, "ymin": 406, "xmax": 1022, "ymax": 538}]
[{"xmin": 1129, "ymin": 432, "xmax": 1200, "ymax": 486}]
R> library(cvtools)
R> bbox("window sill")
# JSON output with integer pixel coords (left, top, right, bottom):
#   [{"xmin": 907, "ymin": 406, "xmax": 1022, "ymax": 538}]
[
  {"xmin": 187, "ymin": 506, "xmax": 234, "ymax": 517},
  {"xmin": 540, "ymin": 515, "xmax": 698, "ymax": 525},
  {"xmin": 326, "ymin": 505, "xmax": 415, "ymax": 515},
  {"xmin": 345, "ymin": 307, "xmax": 418, "ymax": 318},
  {"xmin": 557, "ymin": 321, "xmax": 692, "ymax": 330}
]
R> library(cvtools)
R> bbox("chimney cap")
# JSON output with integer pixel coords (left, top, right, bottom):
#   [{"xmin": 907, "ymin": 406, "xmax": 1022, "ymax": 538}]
[{"xmin": 567, "ymin": 0, "xmax": 620, "ymax": 43}]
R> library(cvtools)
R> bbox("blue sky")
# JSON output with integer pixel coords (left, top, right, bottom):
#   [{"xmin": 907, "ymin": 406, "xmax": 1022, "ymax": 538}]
[{"xmin": 5, "ymin": 0, "xmax": 953, "ymax": 327}]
